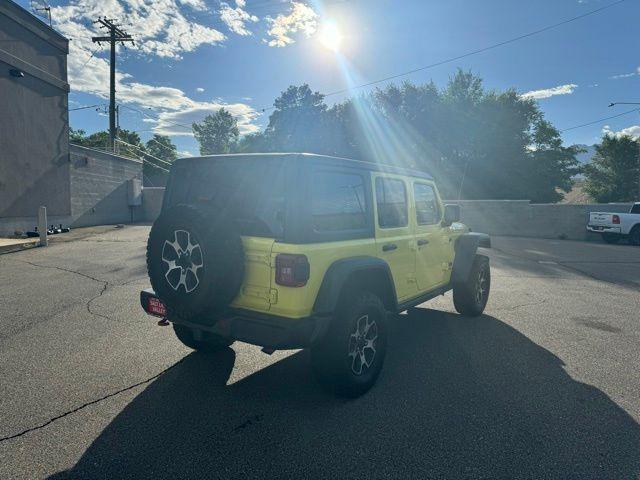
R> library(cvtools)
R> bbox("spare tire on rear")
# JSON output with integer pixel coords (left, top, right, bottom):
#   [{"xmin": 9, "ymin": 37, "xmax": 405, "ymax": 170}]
[{"xmin": 146, "ymin": 204, "xmax": 244, "ymax": 323}]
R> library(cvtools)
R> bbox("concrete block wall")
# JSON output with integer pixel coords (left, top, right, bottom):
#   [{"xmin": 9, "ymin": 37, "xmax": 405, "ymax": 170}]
[
  {"xmin": 452, "ymin": 200, "xmax": 633, "ymax": 241},
  {"xmin": 139, "ymin": 190, "xmax": 632, "ymax": 242},
  {"xmin": 0, "ymin": 145, "xmax": 143, "ymax": 235},
  {"xmin": 140, "ymin": 187, "xmax": 165, "ymax": 222},
  {"xmin": 69, "ymin": 145, "xmax": 143, "ymax": 227}
]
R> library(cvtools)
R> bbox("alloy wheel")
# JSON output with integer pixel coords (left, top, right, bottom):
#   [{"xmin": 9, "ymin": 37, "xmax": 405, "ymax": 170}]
[
  {"xmin": 347, "ymin": 314, "xmax": 378, "ymax": 375},
  {"xmin": 161, "ymin": 229, "xmax": 204, "ymax": 293}
]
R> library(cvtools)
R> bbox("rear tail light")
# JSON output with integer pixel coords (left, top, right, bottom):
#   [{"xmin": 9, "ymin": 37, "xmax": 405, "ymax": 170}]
[
  {"xmin": 275, "ymin": 254, "xmax": 310, "ymax": 287},
  {"xmin": 613, "ymin": 215, "xmax": 620, "ymax": 224}
]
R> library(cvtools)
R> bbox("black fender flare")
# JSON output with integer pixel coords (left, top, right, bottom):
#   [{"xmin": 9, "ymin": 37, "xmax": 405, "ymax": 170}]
[
  {"xmin": 313, "ymin": 256, "xmax": 397, "ymax": 315},
  {"xmin": 451, "ymin": 232, "xmax": 491, "ymax": 285}
]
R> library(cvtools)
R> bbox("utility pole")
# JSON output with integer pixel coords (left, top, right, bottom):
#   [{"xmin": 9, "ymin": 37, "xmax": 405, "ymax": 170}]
[{"xmin": 92, "ymin": 18, "xmax": 134, "ymax": 151}]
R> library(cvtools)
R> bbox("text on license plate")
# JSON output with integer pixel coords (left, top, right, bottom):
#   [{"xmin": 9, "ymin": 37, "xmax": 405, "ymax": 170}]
[{"xmin": 148, "ymin": 297, "xmax": 167, "ymax": 317}]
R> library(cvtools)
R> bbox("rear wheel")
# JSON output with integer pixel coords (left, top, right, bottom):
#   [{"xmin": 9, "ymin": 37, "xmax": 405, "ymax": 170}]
[
  {"xmin": 453, "ymin": 255, "xmax": 490, "ymax": 317},
  {"xmin": 173, "ymin": 324, "xmax": 232, "ymax": 353},
  {"xmin": 630, "ymin": 226, "xmax": 640, "ymax": 246},
  {"xmin": 311, "ymin": 291, "xmax": 387, "ymax": 398},
  {"xmin": 602, "ymin": 233, "xmax": 621, "ymax": 244}
]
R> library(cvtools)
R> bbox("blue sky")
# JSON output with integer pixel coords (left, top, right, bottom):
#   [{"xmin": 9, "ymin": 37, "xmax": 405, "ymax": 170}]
[{"xmin": 18, "ymin": 0, "xmax": 640, "ymax": 156}]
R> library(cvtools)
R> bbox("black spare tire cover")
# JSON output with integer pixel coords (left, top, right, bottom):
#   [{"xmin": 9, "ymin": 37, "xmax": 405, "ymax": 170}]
[{"xmin": 146, "ymin": 204, "xmax": 245, "ymax": 322}]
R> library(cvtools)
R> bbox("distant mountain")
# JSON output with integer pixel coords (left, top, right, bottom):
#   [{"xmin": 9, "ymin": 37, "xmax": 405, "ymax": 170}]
[{"xmin": 574, "ymin": 144, "xmax": 597, "ymax": 165}]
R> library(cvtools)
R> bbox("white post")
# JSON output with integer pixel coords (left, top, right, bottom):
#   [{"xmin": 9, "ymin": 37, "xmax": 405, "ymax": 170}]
[{"xmin": 38, "ymin": 206, "xmax": 48, "ymax": 247}]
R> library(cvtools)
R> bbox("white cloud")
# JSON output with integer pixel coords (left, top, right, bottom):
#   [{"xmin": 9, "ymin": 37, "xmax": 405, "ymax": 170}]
[
  {"xmin": 219, "ymin": 1, "xmax": 259, "ymax": 36},
  {"xmin": 196, "ymin": 87, "xmax": 205, "ymax": 92},
  {"xmin": 610, "ymin": 67, "xmax": 640, "ymax": 80},
  {"xmin": 178, "ymin": 150, "xmax": 195, "ymax": 157},
  {"xmin": 51, "ymin": 0, "xmax": 259, "ymax": 138},
  {"xmin": 265, "ymin": 2, "xmax": 318, "ymax": 47},
  {"xmin": 521, "ymin": 84, "xmax": 578, "ymax": 100},
  {"xmin": 155, "ymin": 102, "xmax": 260, "ymax": 136},
  {"xmin": 602, "ymin": 125, "xmax": 640, "ymax": 139}
]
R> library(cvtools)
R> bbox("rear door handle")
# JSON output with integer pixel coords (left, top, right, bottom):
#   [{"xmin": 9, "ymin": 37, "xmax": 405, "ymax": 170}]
[
  {"xmin": 382, "ymin": 243, "xmax": 397, "ymax": 252},
  {"xmin": 417, "ymin": 239, "xmax": 429, "ymax": 246}
]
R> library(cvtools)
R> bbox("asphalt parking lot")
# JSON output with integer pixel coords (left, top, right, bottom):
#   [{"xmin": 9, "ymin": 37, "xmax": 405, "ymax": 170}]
[{"xmin": 1, "ymin": 226, "xmax": 639, "ymax": 479}]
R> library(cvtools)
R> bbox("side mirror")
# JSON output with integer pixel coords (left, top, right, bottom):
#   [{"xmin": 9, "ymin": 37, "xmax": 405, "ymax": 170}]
[{"xmin": 442, "ymin": 204, "xmax": 460, "ymax": 227}]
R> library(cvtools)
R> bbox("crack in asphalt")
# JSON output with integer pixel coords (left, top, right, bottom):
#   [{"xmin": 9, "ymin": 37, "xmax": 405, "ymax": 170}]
[
  {"xmin": 0, "ymin": 358, "xmax": 186, "ymax": 443},
  {"xmin": 493, "ymin": 298, "xmax": 548, "ymax": 312},
  {"xmin": 12, "ymin": 259, "xmax": 109, "ymax": 285},
  {"xmin": 12, "ymin": 259, "xmax": 115, "ymax": 322},
  {"xmin": 8, "ymin": 260, "xmax": 150, "ymax": 321}
]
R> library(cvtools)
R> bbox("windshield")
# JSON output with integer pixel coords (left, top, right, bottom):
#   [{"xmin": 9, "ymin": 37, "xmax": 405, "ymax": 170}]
[{"xmin": 167, "ymin": 158, "xmax": 287, "ymax": 238}]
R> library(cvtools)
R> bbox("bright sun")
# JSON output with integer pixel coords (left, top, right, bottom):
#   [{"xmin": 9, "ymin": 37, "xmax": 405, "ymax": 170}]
[{"xmin": 319, "ymin": 22, "xmax": 343, "ymax": 52}]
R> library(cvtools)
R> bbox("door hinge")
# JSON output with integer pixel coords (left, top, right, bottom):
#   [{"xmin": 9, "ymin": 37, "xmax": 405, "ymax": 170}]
[{"xmin": 269, "ymin": 289, "xmax": 278, "ymax": 304}]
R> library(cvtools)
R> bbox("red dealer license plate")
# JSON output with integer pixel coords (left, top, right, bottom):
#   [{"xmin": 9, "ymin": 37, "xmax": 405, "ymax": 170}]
[{"xmin": 147, "ymin": 297, "xmax": 167, "ymax": 317}]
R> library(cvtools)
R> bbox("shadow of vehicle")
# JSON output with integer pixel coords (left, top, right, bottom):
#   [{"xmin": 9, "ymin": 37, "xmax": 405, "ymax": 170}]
[{"xmin": 50, "ymin": 309, "xmax": 640, "ymax": 479}]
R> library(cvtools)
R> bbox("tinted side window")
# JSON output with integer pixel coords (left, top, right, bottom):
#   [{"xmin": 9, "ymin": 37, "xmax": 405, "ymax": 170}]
[
  {"xmin": 312, "ymin": 171, "xmax": 367, "ymax": 231},
  {"xmin": 375, "ymin": 177, "xmax": 408, "ymax": 228},
  {"xmin": 414, "ymin": 183, "xmax": 440, "ymax": 225},
  {"xmin": 631, "ymin": 204, "xmax": 640, "ymax": 214}
]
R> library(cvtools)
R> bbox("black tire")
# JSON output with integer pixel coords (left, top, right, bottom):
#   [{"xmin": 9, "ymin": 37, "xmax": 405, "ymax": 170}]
[
  {"xmin": 311, "ymin": 291, "xmax": 387, "ymax": 398},
  {"xmin": 173, "ymin": 324, "xmax": 233, "ymax": 353},
  {"xmin": 146, "ymin": 205, "xmax": 244, "ymax": 323},
  {"xmin": 630, "ymin": 226, "xmax": 640, "ymax": 246},
  {"xmin": 453, "ymin": 254, "xmax": 490, "ymax": 317},
  {"xmin": 602, "ymin": 233, "xmax": 621, "ymax": 244}
]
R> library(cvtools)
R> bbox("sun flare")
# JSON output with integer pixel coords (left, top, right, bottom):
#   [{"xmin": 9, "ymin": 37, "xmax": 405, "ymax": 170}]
[{"xmin": 319, "ymin": 22, "xmax": 343, "ymax": 52}]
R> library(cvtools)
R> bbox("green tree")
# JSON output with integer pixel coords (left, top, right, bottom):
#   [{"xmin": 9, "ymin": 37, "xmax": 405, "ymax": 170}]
[
  {"xmin": 238, "ymin": 72, "xmax": 580, "ymax": 202},
  {"xmin": 265, "ymin": 84, "xmax": 327, "ymax": 152},
  {"xmin": 69, "ymin": 128, "xmax": 146, "ymax": 158},
  {"xmin": 144, "ymin": 134, "xmax": 177, "ymax": 182},
  {"xmin": 584, "ymin": 134, "xmax": 640, "ymax": 202},
  {"xmin": 192, "ymin": 108, "xmax": 239, "ymax": 155}
]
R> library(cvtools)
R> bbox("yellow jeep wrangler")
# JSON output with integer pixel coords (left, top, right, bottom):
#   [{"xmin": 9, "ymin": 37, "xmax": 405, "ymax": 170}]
[{"xmin": 141, "ymin": 153, "xmax": 491, "ymax": 397}]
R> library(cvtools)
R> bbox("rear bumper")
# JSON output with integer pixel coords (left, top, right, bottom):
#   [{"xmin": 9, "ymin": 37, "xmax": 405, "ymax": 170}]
[
  {"xmin": 587, "ymin": 225, "xmax": 622, "ymax": 234},
  {"xmin": 140, "ymin": 289, "xmax": 330, "ymax": 350}
]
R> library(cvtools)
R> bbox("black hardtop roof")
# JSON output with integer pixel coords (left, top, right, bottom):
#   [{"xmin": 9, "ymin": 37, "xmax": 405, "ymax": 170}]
[{"xmin": 175, "ymin": 152, "xmax": 433, "ymax": 181}]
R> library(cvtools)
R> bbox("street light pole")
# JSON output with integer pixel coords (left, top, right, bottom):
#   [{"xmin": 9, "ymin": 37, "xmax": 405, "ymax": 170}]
[{"xmin": 608, "ymin": 102, "xmax": 640, "ymax": 199}]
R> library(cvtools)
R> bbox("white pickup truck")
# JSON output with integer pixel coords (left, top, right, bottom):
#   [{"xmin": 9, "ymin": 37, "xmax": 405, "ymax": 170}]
[{"xmin": 587, "ymin": 203, "xmax": 640, "ymax": 244}]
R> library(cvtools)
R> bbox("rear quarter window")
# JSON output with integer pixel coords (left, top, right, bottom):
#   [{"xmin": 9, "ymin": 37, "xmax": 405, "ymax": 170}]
[{"xmin": 311, "ymin": 171, "xmax": 367, "ymax": 232}]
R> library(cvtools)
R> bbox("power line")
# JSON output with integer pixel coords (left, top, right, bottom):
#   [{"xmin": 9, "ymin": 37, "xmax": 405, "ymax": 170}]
[
  {"xmin": 560, "ymin": 108, "xmax": 640, "ymax": 132},
  {"xmin": 80, "ymin": 45, "xmax": 103, "ymax": 68},
  {"xmin": 69, "ymin": 103, "xmax": 105, "ymax": 112},
  {"xmin": 115, "ymin": 138, "xmax": 173, "ymax": 166},
  {"xmin": 119, "ymin": 104, "xmax": 193, "ymax": 131},
  {"xmin": 323, "ymin": 0, "xmax": 628, "ymax": 98},
  {"xmin": 146, "ymin": 135, "xmax": 178, "ymax": 155}
]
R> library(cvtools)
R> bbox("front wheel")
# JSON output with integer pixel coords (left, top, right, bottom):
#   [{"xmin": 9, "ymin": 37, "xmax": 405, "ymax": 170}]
[
  {"xmin": 453, "ymin": 255, "xmax": 490, "ymax": 317},
  {"xmin": 173, "ymin": 324, "xmax": 233, "ymax": 353},
  {"xmin": 629, "ymin": 226, "xmax": 640, "ymax": 246},
  {"xmin": 311, "ymin": 291, "xmax": 387, "ymax": 398}
]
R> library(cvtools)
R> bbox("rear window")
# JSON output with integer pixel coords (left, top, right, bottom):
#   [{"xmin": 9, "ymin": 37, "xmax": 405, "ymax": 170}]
[
  {"xmin": 166, "ymin": 158, "xmax": 287, "ymax": 238},
  {"xmin": 311, "ymin": 171, "xmax": 367, "ymax": 232}
]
